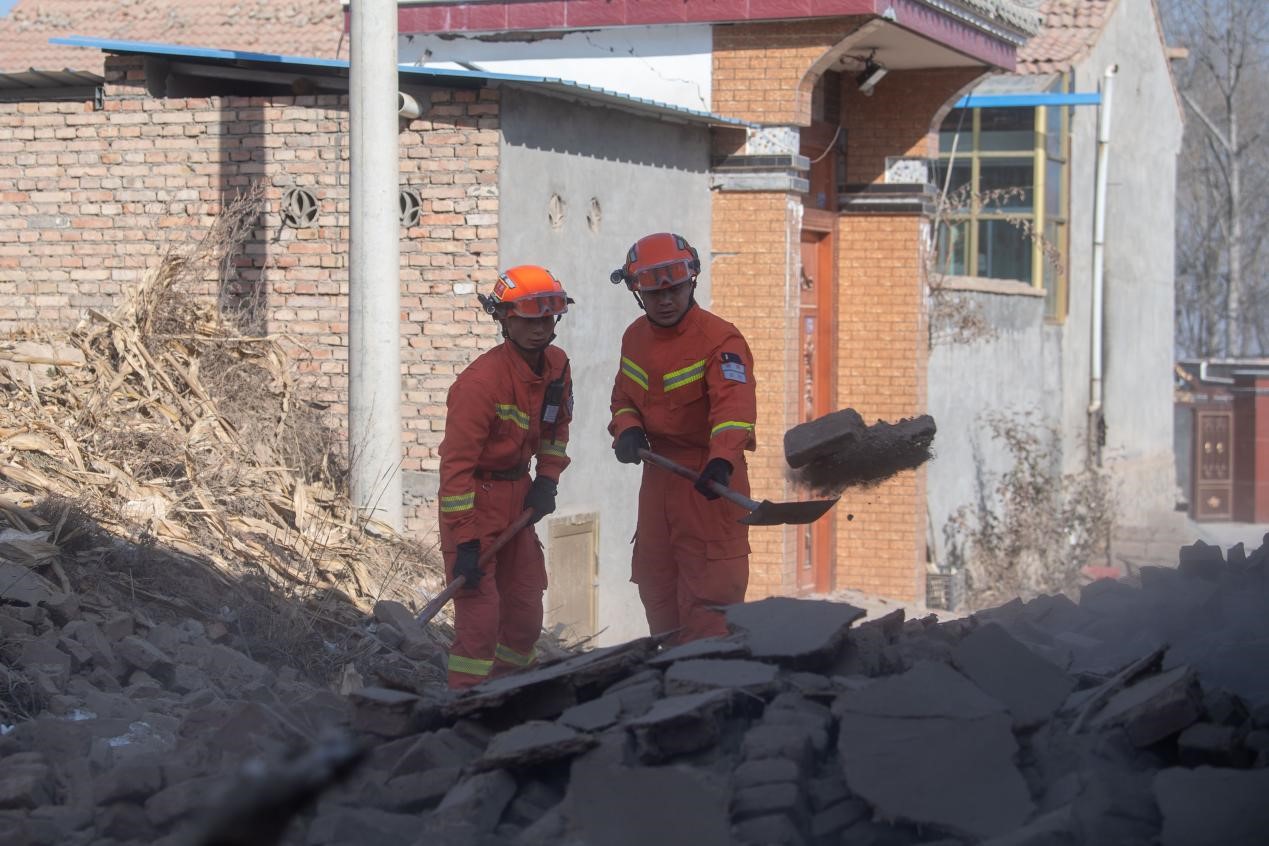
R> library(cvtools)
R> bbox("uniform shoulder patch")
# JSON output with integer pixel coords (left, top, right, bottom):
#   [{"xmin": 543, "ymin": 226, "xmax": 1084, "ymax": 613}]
[{"xmin": 719, "ymin": 351, "xmax": 747, "ymax": 383}]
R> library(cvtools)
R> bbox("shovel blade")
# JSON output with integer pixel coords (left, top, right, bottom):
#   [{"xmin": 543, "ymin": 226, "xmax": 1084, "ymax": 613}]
[{"xmin": 739, "ymin": 497, "xmax": 839, "ymax": 526}]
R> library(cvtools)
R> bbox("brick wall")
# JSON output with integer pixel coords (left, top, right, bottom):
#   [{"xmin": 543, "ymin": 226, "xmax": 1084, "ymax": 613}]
[
  {"xmin": 835, "ymin": 215, "xmax": 927, "ymax": 599},
  {"xmin": 710, "ymin": 190, "xmax": 801, "ymax": 599},
  {"xmin": 0, "ymin": 55, "xmax": 500, "ymax": 533},
  {"xmin": 712, "ymin": 17, "xmax": 865, "ymax": 125},
  {"xmin": 842, "ymin": 68, "xmax": 983, "ymax": 184}
]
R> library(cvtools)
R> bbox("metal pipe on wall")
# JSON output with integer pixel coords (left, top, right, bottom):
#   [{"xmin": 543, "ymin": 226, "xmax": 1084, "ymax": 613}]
[
  {"xmin": 349, "ymin": 0, "xmax": 403, "ymax": 530},
  {"xmin": 1088, "ymin": 64, "xmax": 1118, "ymax": 468}
]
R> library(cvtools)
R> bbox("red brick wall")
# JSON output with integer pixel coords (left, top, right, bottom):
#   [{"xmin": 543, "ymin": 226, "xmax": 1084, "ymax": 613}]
[
  {"xmin": 710, "ymin": 191, "xmax": 801, "ymax": 599},
  {"xmin": 835, "ymin": 215, "xmax": 928, "ymax": 599},
  {"xmin": 842, "ymin": 68, "xmax": 983, "ymax": 184},
  {"xmin": 713, "ymin": 17, "xmax": 865, "ymax": 125},
  {"xmin": 0, "ymin": 55, "xmax": 499, "ymax": 532}
]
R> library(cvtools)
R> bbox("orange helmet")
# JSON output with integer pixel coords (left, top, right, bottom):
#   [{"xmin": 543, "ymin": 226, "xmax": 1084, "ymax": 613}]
[
  {"xmin": 478, "ymin": 265, "xmax": 572, "ymax": 319},
  {"xmin": 610, "ymin": 232, "xmax": 700, "ymax": 292}
]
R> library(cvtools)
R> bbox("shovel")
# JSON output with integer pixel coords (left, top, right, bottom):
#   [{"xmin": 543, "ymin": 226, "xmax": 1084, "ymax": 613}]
[
  {"xmin": 416, "ymin": 508, "xmax": 535, "ymax": 626},
  {"xmin": 638, "ymin": 449, "xmax": 837, "ymax": 526}
]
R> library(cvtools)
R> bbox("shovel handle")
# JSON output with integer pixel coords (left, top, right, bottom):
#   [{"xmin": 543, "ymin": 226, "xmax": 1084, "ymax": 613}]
[
  {"xmin": 637, "ymin": 449, "xmax": 761, "ymax": 512},
  {"xmin": 416, "ymin": 508, "xmax": 535, "ymax": 626}
]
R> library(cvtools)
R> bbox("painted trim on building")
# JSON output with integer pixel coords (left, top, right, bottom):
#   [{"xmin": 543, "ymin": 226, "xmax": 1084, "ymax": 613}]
[{"xmin": 49, "ymin": 35, "xmax": 751, "ymax": 127}]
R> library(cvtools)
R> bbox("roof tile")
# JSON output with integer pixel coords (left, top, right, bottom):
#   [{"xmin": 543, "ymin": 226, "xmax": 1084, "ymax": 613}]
[
  {"xmin": 1016, "ymin": 0, "xmax": 1118, "ymax": 75},
  {"xmin": 0, "ymin": 0, "xmax": 345, "ymax": 73}
]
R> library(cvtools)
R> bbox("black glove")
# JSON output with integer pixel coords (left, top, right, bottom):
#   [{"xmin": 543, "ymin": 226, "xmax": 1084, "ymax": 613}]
[
  {"xmin": 615, "ymin": 427, "xmax": 649, "ymax": 465},
  {"xmin": 524, "ymin": 475, "xmax": 558, "ymax": 524},
  {"xmin": 453, "ymin": 540, "xmax": 482, "ymax": 588},
  {"xmin": 694, "ymin": 458, "xmax": 733, "ymax": 500}
]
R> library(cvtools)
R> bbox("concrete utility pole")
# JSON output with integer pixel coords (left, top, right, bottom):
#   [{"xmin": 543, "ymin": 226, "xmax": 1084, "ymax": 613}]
[{"xmin": 348, "ymin": 0, "xmax": 403, "ymax": 530}]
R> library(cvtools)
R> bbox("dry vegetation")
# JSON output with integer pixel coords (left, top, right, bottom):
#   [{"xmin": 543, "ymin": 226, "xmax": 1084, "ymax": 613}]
[{"xmin": 0, "ymin": 185, "xmax": 447, "ymax": 687}]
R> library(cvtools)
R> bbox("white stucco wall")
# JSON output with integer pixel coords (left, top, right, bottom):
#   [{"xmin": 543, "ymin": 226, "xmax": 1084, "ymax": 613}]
[
  {"xmin": 1062, "ymin": 0, "xmax": 1182, "ymax": 523},
  {"xmin": 497, "ymin": 90, "xmax": 712, "ymax": 645},
  {"xmin": 399, "ymin": 25, "xmax": 713, "ymax": 112},
  {"xmin": 927, "ymin": 0, "xmax": 1183, "ymax": 562}
]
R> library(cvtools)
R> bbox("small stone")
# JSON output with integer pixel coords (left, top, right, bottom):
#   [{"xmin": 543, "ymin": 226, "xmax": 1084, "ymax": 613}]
[
  {"xmin": 1177, "ymin": 723, "xmax": 1250, "ymax": 768},
  {"xmin": 116, "ymin": 636, "xmax": 175, "ymax": 683},
  {"xmin": 39, "ymin": 592, "xmax": 80, "ymax": 626},
  {"xmin": 348, "ymin": 687, "xmax": 421, "ymax": 738},
  {"xmin": 99, "ymin": 612, "xmax": 134, "ymax": 641},
  {"xmin": 475, "ymin": 721, "xmax": 594, "ymax": 770}
]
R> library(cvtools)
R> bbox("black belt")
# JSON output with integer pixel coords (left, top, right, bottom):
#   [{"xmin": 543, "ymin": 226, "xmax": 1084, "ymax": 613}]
[{"xmin": 473, "ymin": 466, "xmax": 528, "ymax": 481}]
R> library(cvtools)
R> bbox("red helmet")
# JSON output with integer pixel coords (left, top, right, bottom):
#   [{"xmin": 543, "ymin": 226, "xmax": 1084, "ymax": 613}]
[
  {"xmin": 478, "ymin": 265, "xmax": 571, "ymax": 319},
  {"xmin": 610, "ymin": 232, "xmax": 700, "ymax": 292}
]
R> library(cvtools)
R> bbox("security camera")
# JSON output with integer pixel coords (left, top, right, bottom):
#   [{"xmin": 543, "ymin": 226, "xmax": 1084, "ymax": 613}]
[{"xmin": 856, "ymin": 60, "xmax": 888, "ymax": 96}]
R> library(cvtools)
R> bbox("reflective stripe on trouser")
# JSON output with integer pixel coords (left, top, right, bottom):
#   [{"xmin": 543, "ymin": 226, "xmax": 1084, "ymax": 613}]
[
  {"xmin": 442, "ymin": 474, "xmax": 546, "ymax": 690},
  {"xmin": 632, "ymin": 450, "xmax": 750, "ymax": 645}
]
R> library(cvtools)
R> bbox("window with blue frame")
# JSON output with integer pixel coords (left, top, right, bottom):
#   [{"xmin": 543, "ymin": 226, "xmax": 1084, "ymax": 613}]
[{"xmin": 933, "ymin": 78, "xmax": 1071, "ymax": 320}]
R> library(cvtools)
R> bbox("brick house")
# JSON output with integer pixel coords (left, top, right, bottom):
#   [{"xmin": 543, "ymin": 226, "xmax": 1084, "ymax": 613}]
[
  {"xmin": 380, "ymin": 0, "xmax": 1045, "ymax": 634},
  {"xmin": 0, "ymin": 32, "xmax": 733, "ymax": 641},
  {"xmin": 1, "ymin": 0, "xmax": 1182, "ymax": 643},
  {"xmin": 925, "ymin": 0, "xmax": 1184, "ymax": 579}
]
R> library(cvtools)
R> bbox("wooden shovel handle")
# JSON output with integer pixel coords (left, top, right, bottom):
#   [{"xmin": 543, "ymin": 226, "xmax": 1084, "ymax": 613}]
[
  {"xmin": 637, "ymin": 449, "xmax": 761, "ymax": 512},
  {"xmin": 415, "ymin": 508, "xmax": 535, "ymax": 626}
]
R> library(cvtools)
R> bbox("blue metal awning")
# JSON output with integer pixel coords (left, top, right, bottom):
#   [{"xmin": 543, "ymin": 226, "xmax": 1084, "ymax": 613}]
[
  {"xmin": 49, "ymin": 35, "xmax": 752, "ymax": 128},
  {"xmin": 955, "ymin": 92, "xmax": 1102, "ymax": 108}
]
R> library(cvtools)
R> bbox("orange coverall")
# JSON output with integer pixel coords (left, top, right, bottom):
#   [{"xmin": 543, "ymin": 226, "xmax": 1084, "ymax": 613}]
[
  {"xmin": 438, "ymin": 341, "xmax": 572, "ymax": 689},
  {"xmin": 609, "ymin": 304, "xmax": 757, "ymax": 643}
]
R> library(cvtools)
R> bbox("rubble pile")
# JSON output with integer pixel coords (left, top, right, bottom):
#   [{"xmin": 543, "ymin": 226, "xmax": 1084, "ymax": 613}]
[
  {"xmin": 0, "ymin": 185, "xmax": 443, "ymax": 618},
  {"xmin": 323, "ymin": 535, "xmax": 1267, "ymax": 846},
  {"xmin": 2, "ymin": 525, "xmax": 1267, "ymax": 845}
]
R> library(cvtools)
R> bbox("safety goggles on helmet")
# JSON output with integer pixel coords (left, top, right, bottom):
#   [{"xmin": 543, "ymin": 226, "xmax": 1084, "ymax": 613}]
[
  {"xmin": 630, "ymin": 259, "xmax": 697, "ymax": 292},
  {"xmin": 498, "ymin": 291, "xmax": 569, "ymax": 318}
]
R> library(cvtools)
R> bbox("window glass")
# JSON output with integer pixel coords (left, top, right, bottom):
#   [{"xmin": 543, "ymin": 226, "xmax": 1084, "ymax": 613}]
[
  {"xmin": 979, "ymin": 157, "xmax": 1035, "ymax": 212},
  {"xmin": 1045, "ymin": 104, "xmax": 1065, "ymax": 159},
  {"xmin": 932, "ymin": 159, "xmax": 972, "ymax": 210},
  {"xmin": 977, "ymin": 220, "xmax": 1032, "ymax": 284},
  {"xmin": 1045, "ymin": 158, "xmax": 1064, "ymax": 218},
  {"xmin": 939, "ymin": 109, "xmax": 972, "ymax": 153},
  {"xmin": 979, "ymin": 108, "xmax": 1034, "ymax": 151},
  {"xmin": 935, "ymin": 220, "xmax": 970, "ymax": 277}
]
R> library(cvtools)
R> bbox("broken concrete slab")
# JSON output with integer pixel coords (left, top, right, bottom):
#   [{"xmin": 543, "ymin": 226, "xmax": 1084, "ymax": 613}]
[
  {"xmin": 833, "ymin": 660, "xmax": 1008, "ymax": 721},
  {"xmin": 626, "ymin": 689, "xmax": 735, "ymax": 763},
  {"xmin": 835, "ymin": 662, "xmax": 1032, "ymax": 839},
  {"xmin": 648, "ymin": 636, "xmax": 750, "ymax": 667},
  {"xmin": 0, "ymin": 561, "xmax": 57, "ymax": 606},
  {"xmin": 1176, "ymin": 722, "xmax": 1250, "ymax": 768},
  {"xmin": 373, "ymin": 599, "xmax": 438, "ymax": 661},
  {"xmin": 1154, "ymin": 767, "xmax": 1269, "ymax": 846},
  {"xmin": 733, "ymin": 757, "xmax": 800, "ymax": 789},
  {"xmin": 564, "ymin": 764, "xmax": 732, "ymax": 846},
  {"xmin": 115, "ymin": 636, "xmax": 175, "ymax": 683},
  {"xmin": 558, "ymin": 694, "xmax": 622, "ymax": 733},
  {"xmin": 731, "ymin": 781, "xmax": 804, "ymax": 821},
  {"xmin": 1166, "ymin": 637, "xmax": 1269, "ymax": 709},
  {"xmin": 664, "ymin": 658, "xmax": 779, "ymax": 696},
  {"xmin": 810, "ymin": 798, "xmax": 869, "ymax": 841},
  {"xmin": 444, "ymin": 638, "xmax": 658, "ymax": 720},
  {"xmin": 388, "ymin": 727, "xmax": 483, "ymax": 778},
  {"xmin": 1090, "ymin": 665, "xmax": 1202, "ymax": 746},
  {"xmin": 740, "ymin": 725, "xmax": 816, "ymax": 771},
  {"xmin": 782, "ymin": 408, "xmax": 936, "ymax": 494},
  {"xmin": 348, "ymin": 687, "xmax": 421, "ymax": 739},
  {"xmin": 307, "ymin": 807, "xmax": 421, "ymax": 845},
  {"xmin": 474, "ymin": 720, "xmax": 595, "ymax": 771},
  {"xmin": 953, "ymin": 622, "xmax": 1075, "ymax": 729},
  {"xmin": 361, "ymin": 766, "xmax": 460, "ymax": 814},
  {"xmin": 1178, "ymin": 540, "xmax": 1225, "ymax": 582},
  {"xmin": 733, "ymin": 812, "xmax": 807, "ymax": 846},
  {"xmin": 434, "ymin": 770, "xmax": 517, "ymax": 831},
  {"xmin": 723, "ymin": 598, "xmax": 865, "ymax": 668}
]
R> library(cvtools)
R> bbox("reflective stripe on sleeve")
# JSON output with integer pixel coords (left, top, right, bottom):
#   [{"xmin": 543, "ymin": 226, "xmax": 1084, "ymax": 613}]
[
  {"xmin": 621, "ymin": 357, "xmax": 650, "ymax": 391},
  {"xmin": 710, "ymin": 420, "xmax": 755, "ymax": 438}
]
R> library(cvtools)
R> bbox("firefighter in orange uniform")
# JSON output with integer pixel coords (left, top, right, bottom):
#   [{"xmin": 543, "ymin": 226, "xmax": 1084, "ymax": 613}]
[
  {"xmin": 608, "ymin": 233, "xmax": 757, "ymax": 644},
  {"xmin": 438, "ymin": 265, "xmax": 573, "ymax": 689}
]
